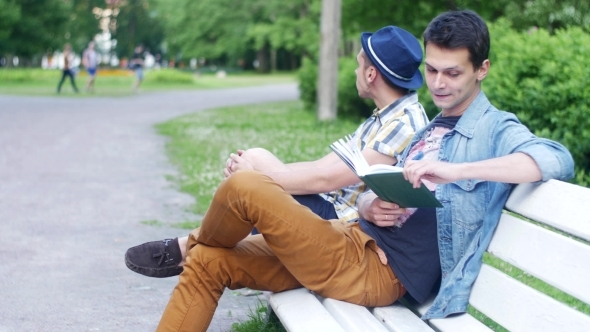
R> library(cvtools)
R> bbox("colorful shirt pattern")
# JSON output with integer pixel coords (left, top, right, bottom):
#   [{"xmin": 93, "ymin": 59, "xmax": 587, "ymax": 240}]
[{"xmin": 321, "ymin": 92, "xmax": 429, "ymax": 221}]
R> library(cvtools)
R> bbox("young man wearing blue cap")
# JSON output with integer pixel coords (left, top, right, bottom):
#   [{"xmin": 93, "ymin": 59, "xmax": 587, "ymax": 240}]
[
  {"xmin": 223, "ymin": 25, "xmax": 426, "ymax": 225},
  {"xmin": 128, "ymin": 26, "xmax": 431, "ymax": 332},
  {"xmin": 126, "ymin": 26, "xmax": 429, "ymax": 281}
]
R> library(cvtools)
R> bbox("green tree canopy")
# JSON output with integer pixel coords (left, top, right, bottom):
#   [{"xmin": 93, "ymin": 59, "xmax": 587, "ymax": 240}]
[
  {"xmin": 114, "ymin": 0, "xmax": 164, "ymax": 58},
  {"xmin": 1, "ymin": 0, "xmax": 70, "ymax": 59}
]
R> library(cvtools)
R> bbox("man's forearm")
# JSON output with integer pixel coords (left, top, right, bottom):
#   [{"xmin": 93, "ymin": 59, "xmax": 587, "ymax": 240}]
[
  {"xmin": 265, "ymin": 166, "xmax": 359, "ymax": 195},
  {"xmin": 285, "ymin": 161, "xmax": 318, "ymax": 171},
  {"xmin": 458, "ymin": 152, "xmax": 542, "ymax": 184}
]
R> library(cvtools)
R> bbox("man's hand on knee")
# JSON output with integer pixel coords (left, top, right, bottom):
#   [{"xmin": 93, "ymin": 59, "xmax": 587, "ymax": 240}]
[{"xmin": 225, "ymin": 150, "xmax": 254, "ymax": 177}]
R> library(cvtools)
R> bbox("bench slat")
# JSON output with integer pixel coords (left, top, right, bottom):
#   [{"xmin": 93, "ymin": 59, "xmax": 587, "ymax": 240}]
[
  {"xmin": 490, "ymin": 213, "xmax": 590, "ymax": 304},
  {"xmin": 372, "ymin": 303, "xmax": 434, "ymax": 332},
  {"xmin": 321, "ymin": 298, "xmax": 390, "ymax": 332},
  {"xmin": 414, "ymin": 295, "xmax": 493, "ymax": 332},
  {"xmin": 471, "ymin": 264, "xmax": 590, "ymax": 332},
  {"xmin": 269, "ymin": 288, "xmax": 345, "ymax": 332},
  {"xmin": 506, "ymin": 180, "xmax": 590, "ymax": 241}
]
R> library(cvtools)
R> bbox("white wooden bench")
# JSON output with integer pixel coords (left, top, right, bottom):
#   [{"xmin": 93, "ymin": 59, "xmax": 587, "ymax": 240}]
[{"xmin": 268, "ymin": 179, "xmax": 590, "ymax": 331}]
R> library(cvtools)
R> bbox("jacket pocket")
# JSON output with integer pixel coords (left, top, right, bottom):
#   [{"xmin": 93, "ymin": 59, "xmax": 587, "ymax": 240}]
[{"xmin": 448, "ymin": 179, "xmax": 488, "ymax": 260}]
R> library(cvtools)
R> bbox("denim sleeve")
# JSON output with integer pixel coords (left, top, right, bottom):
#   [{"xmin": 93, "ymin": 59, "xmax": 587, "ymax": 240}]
[{"xmin": 491, "ymin": 113, "xmax": 575, "ymax": 182}]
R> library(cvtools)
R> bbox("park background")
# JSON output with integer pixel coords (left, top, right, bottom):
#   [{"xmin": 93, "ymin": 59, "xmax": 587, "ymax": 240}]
[{"xmin": 1, "ymin": 0, "xmax": 589, "ymax": 187}]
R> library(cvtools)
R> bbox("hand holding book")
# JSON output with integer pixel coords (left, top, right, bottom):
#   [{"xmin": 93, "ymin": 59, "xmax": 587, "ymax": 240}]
[{"xmin": 330, "ymin": 136, "xmax": 442, "ymax": 208}]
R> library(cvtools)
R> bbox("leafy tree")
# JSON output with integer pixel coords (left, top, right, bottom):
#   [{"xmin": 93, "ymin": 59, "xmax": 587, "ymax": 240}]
[
  {"xmin": 1, "ymin": 0, "xmax": 70, "ymax": 64},
  {"xmin": 113, "ymin": 0, "xmax": 165, "ymax": 58},
  {"xmin": 247, "ymin": 0, "xmax": 321, "ymax": 70},
  {"xmin": 0, "ymin": 0, "xmax": 21, "ymax": 54},
  {"xmin": 65, "ymin": 0, "xmax": 104, "ymax": 51},
  {"xmin": 341, "ymin": 0, "xmax": 511, "ymax": 40},
  {"xmin": 154, "ymin": 0, "xmax": 258, "ymax": 67},
  {"xmin": 154, "ymin": 0, "xmax": 319, "ymax": 71},
  {"xmin": 502, "ymin": 0, "xmax": 590, "ymax": 32}
]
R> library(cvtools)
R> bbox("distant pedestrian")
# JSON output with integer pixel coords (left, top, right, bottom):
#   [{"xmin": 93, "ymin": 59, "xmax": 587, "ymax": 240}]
[
  {"xmin": 82, "ymin": 41, "xmax": 98, "ymax": 93},
  {"xmin": 129, "ymin": 45, "xmax": 145, "ymax": 93},
  {"xmin": 56, "ymin": 43, "xmax": 79, "ymax": 94}
]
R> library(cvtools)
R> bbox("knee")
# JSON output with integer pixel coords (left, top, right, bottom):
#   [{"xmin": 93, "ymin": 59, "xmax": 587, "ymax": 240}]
[
  {"xmin": 223, "ymin": 170, "xmax": 269, "ymax": 194},
  {"xmin": 180, "ymin": 246, "xmax": 223, "ymax": 295},
  {"xmin": 218, "ymin": 170, "xmax": 282, "ymax": 204},
  {"xmin": 185, "ymin": 243, "xmax": 214, "ymax": 269},
  {"xmin": 185, "ymin": 244, "xmax": 229, "ymax": 284}
]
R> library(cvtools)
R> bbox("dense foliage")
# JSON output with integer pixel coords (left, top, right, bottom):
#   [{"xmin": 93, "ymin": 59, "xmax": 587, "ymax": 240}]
[
  {"xmin": 485, "ymin": 20, "xmax": 590, "ymax": 185},
  {"xmin": 299, "ymin": 20, "xmax": 590, "ymax": 185},
  {"xmin": 4, "ymin": 0, "xmax": 590, "ymax": 67}
]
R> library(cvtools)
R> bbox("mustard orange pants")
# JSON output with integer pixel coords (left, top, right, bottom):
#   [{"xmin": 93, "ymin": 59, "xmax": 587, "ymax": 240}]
[{"xmin": 156, "ymin": 170, "xmax": 404, "ymax": 331}]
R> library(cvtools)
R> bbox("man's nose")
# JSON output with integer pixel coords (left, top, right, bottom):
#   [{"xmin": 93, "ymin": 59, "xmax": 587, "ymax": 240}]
[{"xmin": 433, "ymin": 74, "xmax": 445, "ymax": 89}]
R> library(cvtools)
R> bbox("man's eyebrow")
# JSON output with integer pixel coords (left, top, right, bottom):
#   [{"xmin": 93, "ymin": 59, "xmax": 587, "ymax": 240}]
[{"xmin": 424, "ymin": 62, "xmax": 461, "ymax": 71}]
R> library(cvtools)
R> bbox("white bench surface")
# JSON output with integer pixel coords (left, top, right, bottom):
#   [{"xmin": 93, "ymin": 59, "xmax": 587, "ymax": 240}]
[
  {"xmin": 506, "ymin": 180, "xmax": 590, "ymax": 241},
  {"xmin": 270, "ymin": 180, "xmax": 590, "ymax": 332}
]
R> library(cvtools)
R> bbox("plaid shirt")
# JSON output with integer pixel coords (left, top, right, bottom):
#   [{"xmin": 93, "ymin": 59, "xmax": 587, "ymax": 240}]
[{"xmin": 321, "ymin": 92, "xmax": 429, "ymax": 221}]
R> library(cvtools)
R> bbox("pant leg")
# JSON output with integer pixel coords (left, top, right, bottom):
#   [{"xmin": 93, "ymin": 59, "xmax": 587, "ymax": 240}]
[
  {"xmin": 157, "ymin": 235, "xmax": 300, "ymax": 332},
  {"xmin": 57, "ymin": 70, "xmax": 67, "ymax": 92},
  {"xmin": 251, "ymin": 193, "xmax": 337, "ymax": 235},
  {"xmin": 67, "ymin": 70, "xmax": 78, "ymax": 92},
  {"xmin": 163, "ymin": 170, "xmax": 403, "ymax": 331}
]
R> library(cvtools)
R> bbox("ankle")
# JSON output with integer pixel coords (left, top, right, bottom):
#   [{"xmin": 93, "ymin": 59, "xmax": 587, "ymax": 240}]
[{"xmin": 178, "ymin": 236, "xmax": 188, "ymax": 265}]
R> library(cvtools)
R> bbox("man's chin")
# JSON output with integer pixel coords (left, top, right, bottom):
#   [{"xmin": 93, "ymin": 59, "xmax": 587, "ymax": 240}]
[{"xmin": 431, "ymin": 96, "xmax": 452, "ymax": 109}]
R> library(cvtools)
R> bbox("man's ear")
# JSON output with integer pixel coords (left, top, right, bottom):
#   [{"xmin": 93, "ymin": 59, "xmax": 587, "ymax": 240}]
[
  {"xmin": 477, "ymin": 59, "xmax": 490, "ymax": 81},
  {"xmin": 366, "ymin": 66, "xmax": 377, "ymax": 83}
]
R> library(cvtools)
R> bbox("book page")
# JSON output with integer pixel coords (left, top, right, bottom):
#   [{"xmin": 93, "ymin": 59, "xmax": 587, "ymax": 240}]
[
  {"xmin": 366, "ymin": 164, "xmax": 403, "ymax": 174},
  {"xmin": 330, "ymin": 136, "xmax": 400, "ymax": 176},
  {"xmin": 330, "ymin": 136, "xmax": 369, "ymax": 175}
]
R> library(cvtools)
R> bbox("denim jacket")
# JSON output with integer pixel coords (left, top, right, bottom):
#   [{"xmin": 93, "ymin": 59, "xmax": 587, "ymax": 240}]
[{"xmin": 397, "ymin": 91, "xmax": 574, "ymax": 319}]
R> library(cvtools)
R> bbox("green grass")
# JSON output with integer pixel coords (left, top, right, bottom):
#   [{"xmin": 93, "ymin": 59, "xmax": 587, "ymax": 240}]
[
  {"xmin": 156, "ymin": 100, "xmax": 361, "ymax": 217},
  {"xmin": 140, "ymin": 219, "xmax": 166, "ymax": 227},
  {"xmin": 230, "ymin": 302, "xmax": 286, "ymax": 332},
  {"xmin": 0, "ymin": 68, "xmax": 295, "ymax": 96}
]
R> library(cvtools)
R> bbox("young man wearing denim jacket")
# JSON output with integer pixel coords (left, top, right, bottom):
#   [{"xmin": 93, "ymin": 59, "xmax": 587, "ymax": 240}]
[{"xmin": 357, "ymin": 10, "xmax": 574, "ymax": 319}]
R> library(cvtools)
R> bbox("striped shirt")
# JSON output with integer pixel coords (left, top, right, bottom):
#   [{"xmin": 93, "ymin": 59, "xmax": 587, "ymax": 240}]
[{"xmin": 321, "ymin": 92, "xmax": 429, "ymax": 221}]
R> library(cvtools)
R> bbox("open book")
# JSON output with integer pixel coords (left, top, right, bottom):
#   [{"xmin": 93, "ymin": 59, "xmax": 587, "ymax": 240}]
[{"xmin": 330, "ymin": 136, "xmax": 442, "ymax": 208}]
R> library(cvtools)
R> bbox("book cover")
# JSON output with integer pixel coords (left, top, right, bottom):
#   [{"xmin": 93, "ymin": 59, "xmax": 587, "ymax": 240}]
[
  {"xmin": 361, "ymin": 172, "xmax": 442, "ymax": 208},
  {"xmin": 330, "ymin": 136, "xmax": 442, "ymax": 208}
]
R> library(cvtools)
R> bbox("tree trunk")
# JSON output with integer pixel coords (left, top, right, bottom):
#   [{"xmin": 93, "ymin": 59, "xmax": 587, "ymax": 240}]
[
  {"xmin": 317, "ymin": 0, "xmax": 342, "ymax": 121},
  {"xmin": 270, "ymin": 48, "xmax": 277, "ymax": 72},
  {"xmin": 256, "ymin": 44, "xmax": 270, "ymax": 73},
  {"xmin": 6, "ymin": 54, "xmax": 14, "ymax": 68}
]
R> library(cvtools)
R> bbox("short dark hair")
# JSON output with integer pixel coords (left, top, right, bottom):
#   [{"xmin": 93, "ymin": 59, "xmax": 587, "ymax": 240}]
[
  {"xmin": 423, "ymin": 10, "xmax": 490, "ymax": 70},
  {"xmin": 361, "ymin": 50, "xmax": 410, "ymax": 94}
]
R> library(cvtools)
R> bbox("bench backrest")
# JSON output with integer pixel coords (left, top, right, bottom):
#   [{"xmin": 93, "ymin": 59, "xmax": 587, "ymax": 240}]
[{"xmin": 470, "ymin": 180, "xmax": 590, "ymax": 331}]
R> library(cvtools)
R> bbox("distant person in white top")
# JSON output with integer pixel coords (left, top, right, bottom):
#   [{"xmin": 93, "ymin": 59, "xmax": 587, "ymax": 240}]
[{"xmin": 82, "ymin": 41, "xmax": 98, "ymax": 93}]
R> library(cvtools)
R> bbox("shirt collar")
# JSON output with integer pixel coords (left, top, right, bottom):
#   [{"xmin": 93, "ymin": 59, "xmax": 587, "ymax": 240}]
[{"xmin": 372, "ymin": 91, "xmax": 419, "ymax": 122}]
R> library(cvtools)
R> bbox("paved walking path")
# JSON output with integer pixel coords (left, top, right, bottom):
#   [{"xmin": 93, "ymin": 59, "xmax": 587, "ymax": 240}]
[{"xmin": 0, "ymin": 84, "xmax": 298, "ymax": 332}]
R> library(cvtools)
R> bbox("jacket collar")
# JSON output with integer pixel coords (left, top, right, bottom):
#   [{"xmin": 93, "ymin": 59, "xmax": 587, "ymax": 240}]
[{"xmin": 447, "ymin": 90, "xmax": 491, "ymax": 139}]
